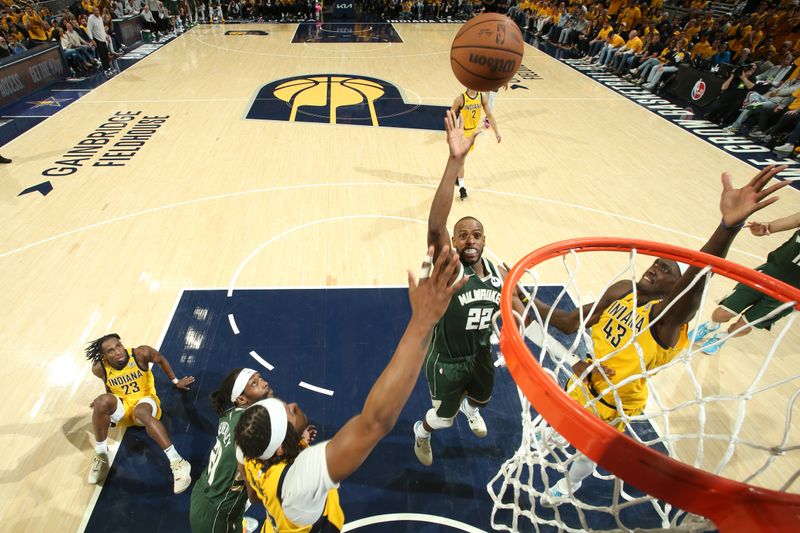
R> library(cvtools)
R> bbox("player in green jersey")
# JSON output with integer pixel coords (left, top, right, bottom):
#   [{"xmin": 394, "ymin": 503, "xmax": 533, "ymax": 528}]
[
  {"xmin": 691, "ymin": 211, "xmax": 800, "ymax": 355},
  {"xmin": 412, "ymin": 110, "xmax": 524, "ymax": 466},
  {"xmin": 189, "ymin": 368, "xmax": 273, "ymax": 533}
]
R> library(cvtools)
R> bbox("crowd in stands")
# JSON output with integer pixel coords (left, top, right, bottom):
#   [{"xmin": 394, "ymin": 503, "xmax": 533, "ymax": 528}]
[
  {"xmin": 501, "ymin": 0, "xmax": 800, "ymax": 156},
  {"xmin": 0, "ymin": 0, "xmax": 180, "ymax": 77}
]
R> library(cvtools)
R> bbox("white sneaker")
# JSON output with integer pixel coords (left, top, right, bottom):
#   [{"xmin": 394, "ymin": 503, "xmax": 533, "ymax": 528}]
[
  {"xmin": 171, "ymin": 459, "xmax": 191, "ymax": 494},
  {"xmin": 87, "ymin": 453, "xmax": 109, "ymax": 484},
  {"xmin": 459, "ymin": 398, "xmax": 487, "ymax": 437},
  {"xmin": 413, "ymin": 421, "xmax": 433, "ymax": 466},
  {"xmin": 540, "ymin": 484, "xmax": 567, "ymax": 507},
  {"xmin": 243, "ymin": 517, "xmax": 259, "ymax": 533},
  {"xmin": 775, "ymin": 142, "xmax": 795, "ymax": 153}
]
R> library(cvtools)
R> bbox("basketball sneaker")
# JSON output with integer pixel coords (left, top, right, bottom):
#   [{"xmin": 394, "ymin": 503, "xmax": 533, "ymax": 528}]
[
  {"xmin": 243, "ymin": 517, "xmax": 259, "ymax": 533},
  {"xmin": 459, "ymin": 397, "xmax": 487, "ymax": 437},
  {"xmin": 701, "ymin": 334, "xmax": 725, "ymax": 355},
  {"xmin": 459, "ymin": 187, "xmax": 468, "ymax": 201},
  {"xmin": 540, "ymin": 483, "xmax": 567, "ymax": 507},
  {"xmin": 689, "ymin": 321, "xmax": 720, "ymax": 343},
  {"xmin": 171, "ymin": 459, "xmax": 192, "ymax": 494},
  {"xmin": 413, "ymin": 421, "xmax": 433, "ymax": 465},
  {"xmin": 87, "ymin": 453, "xmax": 109, "ymax": 484}
]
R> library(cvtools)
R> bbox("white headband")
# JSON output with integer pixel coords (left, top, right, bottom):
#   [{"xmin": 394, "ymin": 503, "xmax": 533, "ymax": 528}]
[
  {"xmin": 235, "ymin": 398, "xmax": 288, "ymax": 463},
  {"xmin": 678, "ymin": 262, "xmax": 689, "ymax": 275},
  {"xmin": 231, "ymin": 368, "xmax": 257, "ymax": 403}
]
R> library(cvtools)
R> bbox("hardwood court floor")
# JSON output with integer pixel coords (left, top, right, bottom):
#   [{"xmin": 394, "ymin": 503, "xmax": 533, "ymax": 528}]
[{"xmin": 0, "ymin": 23, "xmax": 797, "ymax": 531}]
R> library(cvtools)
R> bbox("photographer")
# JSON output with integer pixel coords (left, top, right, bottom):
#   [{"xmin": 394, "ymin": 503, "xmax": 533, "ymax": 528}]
[{"xmin": 703, "ymin": 63, "xmax": 757, "ymax": 126}]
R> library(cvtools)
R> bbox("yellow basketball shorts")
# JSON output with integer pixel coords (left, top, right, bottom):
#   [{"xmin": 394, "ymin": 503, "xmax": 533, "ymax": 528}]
[
  {"xmin": 566, "ymin": 379, "xmax": 644, "ymax": 432},
  {"xmin": 114, "ymin": 394, "xmax": 162, "ymax": 428}
]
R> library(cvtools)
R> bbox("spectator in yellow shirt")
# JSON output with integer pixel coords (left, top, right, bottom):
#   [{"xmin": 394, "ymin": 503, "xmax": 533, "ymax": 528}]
[
  {"xmin": 584, "ymin": 20, "xmax": 614, "ymax": 59},
  {"xmin": 592, "ymin": 31, "xmax": 625, "ymax": 66},
  {"xmin": 27, "ymin": 18, "xmax": 49, "ymax": 45},
  {"xmin": 608, "ymin": 30, "xmax": 643, "ymax": 71},
  {"xmin": 753, "ymin": 37, "xmax": 777, "ymax": 62},
  {"xmin": 690, "ymin": 34, "xmax": 715, "ymax": 61},
  {"xmin": 607, "ymin": 0, "xmax": 624, "ymax": 17},
  {"xmin": 619, "ymin": 1, "xmax": 640, "ymax": 31}
]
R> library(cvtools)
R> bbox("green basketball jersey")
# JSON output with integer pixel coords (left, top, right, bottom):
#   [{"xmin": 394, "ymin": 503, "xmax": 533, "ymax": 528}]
[
  {"xmin": 191, "ymin": 408, "xmax": 247, "ymax": 509},
  {"xmin": 760, "ymin": 229, "xmax": 800, "ymax": 287},
  {"xmin": 429, "ymin": 257, "xmax": 502, "ymax": 360}
]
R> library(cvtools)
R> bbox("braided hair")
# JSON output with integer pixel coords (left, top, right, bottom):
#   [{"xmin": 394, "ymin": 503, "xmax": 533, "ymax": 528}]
[
  {"xmin": 234, "ymin": 403, "xmax": 303, "ymax": 469},
  {"xmin": 210, "ymin": 368, "xmax": 243, "ymax": 416},
  {"xmin": 84, "ymin": 333, "xmax": 121, "ymax": 365}
]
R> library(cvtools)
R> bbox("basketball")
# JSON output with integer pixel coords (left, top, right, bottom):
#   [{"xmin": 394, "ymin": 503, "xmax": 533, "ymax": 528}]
[{"xmin": 450, "ymin": 13, "xmax": 525, "ymax": 92}]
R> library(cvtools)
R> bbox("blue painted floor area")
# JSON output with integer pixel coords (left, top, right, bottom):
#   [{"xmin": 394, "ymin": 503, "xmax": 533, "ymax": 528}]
[
  {"xmin": 83, "ymin": 286, "xmax": 686, "ymax": 532},
  {"xmin": 293, "ymin": 21, "xmax": 404, "ymax": 43}
]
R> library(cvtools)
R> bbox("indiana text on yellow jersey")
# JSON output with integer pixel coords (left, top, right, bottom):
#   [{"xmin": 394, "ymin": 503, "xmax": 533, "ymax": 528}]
[
  {"xmin": 460, "ymin": 90, "xmax": 482, "ymax": 133},
  {"xmin": 568, "ymin": 292, "xmax": 688, "ymax": 429},
  {"xmin": 244, "ymin": 455, "xmax": 344, "ymax": 533}
]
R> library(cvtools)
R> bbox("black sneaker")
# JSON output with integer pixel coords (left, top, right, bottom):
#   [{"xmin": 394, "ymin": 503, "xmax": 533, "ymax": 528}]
[
  {"xmin": 459, "ymin": 187, "xmax": 467, "ymax": 201},
  {"xmin": 0, "ymin": 155, "xmax": 11, "ymax": 164}
]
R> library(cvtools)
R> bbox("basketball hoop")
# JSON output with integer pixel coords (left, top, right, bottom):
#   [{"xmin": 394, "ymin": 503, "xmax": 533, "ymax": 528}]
[{"xmin": 491, "ymin": 238, "xmax": 800, "ymax": 532}]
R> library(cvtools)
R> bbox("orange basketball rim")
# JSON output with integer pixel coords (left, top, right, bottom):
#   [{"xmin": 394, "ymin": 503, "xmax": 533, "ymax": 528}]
[{"xmin": 499, "ymin": 237, "xmax": 800, "ymax": 532}]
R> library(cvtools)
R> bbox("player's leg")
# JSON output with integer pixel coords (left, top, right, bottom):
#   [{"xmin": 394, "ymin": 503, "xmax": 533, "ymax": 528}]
[
  {"xmin": 699, "ymin": 283, "xmax": 762, "ymax": 354},
  {"xmin": 88, "ymin": 393, "xmax": 123, "ymax": 484},
  {"xmin": 456, "ymin": 157, "xmax": 467, "ymax": 200},
  {"xmin": 460, "ymin": 349, "xmax": 494, "ymax": 437},
  {"xmin": 133, "ymin": 398, "xmax": 192, "ymax": 493},
  {"xmin": 413, "ymin": 355, "xmax": 470, "ymax": 465},
  {"xmin": 736, "ymin": 293, "xmax": 793, "ymax": 335}
]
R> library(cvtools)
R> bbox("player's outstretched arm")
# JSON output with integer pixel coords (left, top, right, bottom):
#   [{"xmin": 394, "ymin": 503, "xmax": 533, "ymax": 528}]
[
  {"xmin": 325, "ymin": 246, "xmax": 468, "ymax": 484},
  {"xmin": 654, "ymin": 165, "xmax": 789, "ymax": 346},
  {"xmin": 532, "ymin": 281, "xmax": 631, "ymax": 333},
  {"xmin": 481, "ymin": 93, "xmax": 501, "ymax": 143},
  {"xmin": 137, "ymin": 345, "xmax": 196, "ymax": 390},
  {"xmin": 747, "ymin": 211, "xmax": 800, "ymax": 236},
  {"xmin": 428, "ymin": 110, "xmax": 481, "ymax": 260}
]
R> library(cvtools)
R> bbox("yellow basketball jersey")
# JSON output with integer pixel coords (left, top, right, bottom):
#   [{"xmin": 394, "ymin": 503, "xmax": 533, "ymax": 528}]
[
  {"xmin": 244, "ymin": 455, "xmax": 344, "ymax": 533},
  {"xmin": 102, "ymin": 348, "xmax": 157, "ymax": 401},
  {"xmin": 587, "ymin": 292, "xmax": 688, "ymax": 412},
  {"xmin": 460, "ymin": 91, "xmax": 482, "ymax": 132}
]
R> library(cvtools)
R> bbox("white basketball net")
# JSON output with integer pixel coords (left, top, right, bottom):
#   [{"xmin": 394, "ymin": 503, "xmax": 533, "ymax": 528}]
[{"xmin": 488, "ymin": 247, "xmax": 800, "ymax": 532}]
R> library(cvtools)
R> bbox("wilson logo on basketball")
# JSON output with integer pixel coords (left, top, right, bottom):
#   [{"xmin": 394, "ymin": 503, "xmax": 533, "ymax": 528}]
[
  {"xmin": 246, "ymin": 74, "xmax": 448, "ymax": 131},
  {"xmin": 691, "ymin": 80, "xmax": 706, "ymax": 100},
  {"xmin": 468, "ymin": 54, "xmax": 517, "ymax": 73}
]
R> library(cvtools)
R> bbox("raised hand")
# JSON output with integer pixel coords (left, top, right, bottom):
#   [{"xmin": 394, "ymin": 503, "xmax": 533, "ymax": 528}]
[
  {"xmin": 301, "ymin": 424, "xmax": 317, "ymax": 445},
  {"xmin": 175, "ymin": 376, "xmax": 195, "ymax": 390},
  {"xmin": 719, "ymin": 165, "xmax": 788, "ymax": 228},
  {"xmin": 746, "ymin": 221, "xmax": 771, "ymax": 236},
  {"xmin": 408, "ymin": 245, "xmax": 468, "ymax": 328},
  {"xmin": 444, "ymin": 109, "xmax": 481, "ymax": 159}
]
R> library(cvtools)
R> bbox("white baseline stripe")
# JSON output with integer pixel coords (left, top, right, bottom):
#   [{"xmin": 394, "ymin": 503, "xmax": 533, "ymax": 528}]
[
  {"xmin": 342, "ymin": 512, "xmax": 486, "ymax": 532},
  {"xmin": 299, "ymin": 381, "xmax": 334, "ymax": 396},
  {"xmin": 228, "ymin": 313, "xmax": 240, "ymax": 335},
  {"xmin": 249, "ymin": 350, "xmax": 274, "ymax": 371}
]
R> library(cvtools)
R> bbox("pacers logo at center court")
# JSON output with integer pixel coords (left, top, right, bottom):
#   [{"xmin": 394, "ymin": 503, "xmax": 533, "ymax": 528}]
[{"xmin": 246, "ymin": 74, "xmax": 447, "ymax": 131}]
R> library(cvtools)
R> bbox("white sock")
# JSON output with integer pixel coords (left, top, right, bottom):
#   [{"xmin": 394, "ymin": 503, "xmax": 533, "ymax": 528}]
[
  {"xmin": 457, "ymin": 178, "xmax": 465, "ymax": 188},
  {"xmin": 462, "ymin": 397, "xmax": 478, "ymax": 416},
  {"xmin": 164, "ymin": 444, "xmax": 182, "ymax": 463},
  {"xmin": 95, "ymin": 440, "xmax": 108, "ymax": 455},
  {"xmin": 566, "ymin": 453, "xmax": 596, "ymax": 491},
  {"xmin": 415, "ymin": 420, "xmax": 431, "ymax": 439}
]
